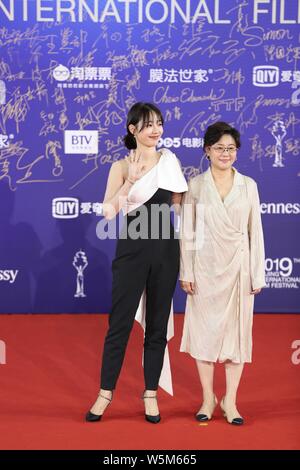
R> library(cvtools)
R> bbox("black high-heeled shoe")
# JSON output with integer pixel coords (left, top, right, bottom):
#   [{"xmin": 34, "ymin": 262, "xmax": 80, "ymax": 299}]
[
  {"xmin": 142, "ymin": 392, "xmax": 161, "ymax": 424},
  {"xmin": 85, "ymin": 392, "xmax": 112, "ymax": 422},
  {"xmin": 195, "ymin": 395, "xmax": 218, "ymax": 422},
  {"xmin": 220, "ymin": 398, "xmax": 244, "ymax": 425}
]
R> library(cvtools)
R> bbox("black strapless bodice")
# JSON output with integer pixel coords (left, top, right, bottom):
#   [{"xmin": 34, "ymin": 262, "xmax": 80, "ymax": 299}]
[{"xmin": 120, "ymin": 189, "xmax": 176, "ymax": 241}]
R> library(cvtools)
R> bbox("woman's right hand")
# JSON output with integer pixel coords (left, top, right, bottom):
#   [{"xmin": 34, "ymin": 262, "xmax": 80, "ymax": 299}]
[
  {"xmin": 180, "ymin": 281, "xmax": 195, "ymax": 295},
  {"xmin": 125, "ymin": 150, "xmax": 147, "ymax": 183}
]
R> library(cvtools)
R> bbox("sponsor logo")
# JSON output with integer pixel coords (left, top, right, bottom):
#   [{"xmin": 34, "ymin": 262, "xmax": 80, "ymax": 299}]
[
  {"xmin": 253, "ymin": 66, "xmax": 300, "ymax": 87},
  {"xmin": 52, "ymin": 198, "xmax": 103, "ymax": 219},
  {"xmin": 253, "ymin": 66, "xmax": 279, "ymax": 87},
  {"xmin": 52, "ymin": 64, "xmax": 111, "ymax": 89},
  {"xmin": 260, "ymin": 202, "xmax": 300, "ymax": 215},
  {"xmin": 64, "ymin": 130, "xmax": 98, "ymax": 154},
  {"xmin": 149, "ymin": 68, "xmax": 211, "ymax": 83},
  {"xmin": 53, "ymin": 64, "xmax": 70, "ymax": 82},
  {"xmin": 52, "ymin": 198, "xmax": 79, "ymax": 219},
  {"xmin": 158, "ymin": 137, "xmax": 203, "ymax": 149},
  {"xmin": 0, "ymin": 270, "xmax": 18, "ymax": 283}
]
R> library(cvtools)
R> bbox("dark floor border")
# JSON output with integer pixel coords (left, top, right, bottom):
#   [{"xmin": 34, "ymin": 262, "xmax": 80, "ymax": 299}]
[{"xmin": 0, "ymin": 450, "xmax": 299, "ymax": 465}]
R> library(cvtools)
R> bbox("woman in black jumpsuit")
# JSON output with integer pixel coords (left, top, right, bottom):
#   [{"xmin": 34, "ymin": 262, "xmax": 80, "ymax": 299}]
[{"xmin": 86, "ymin": 102, "xmax": 187, "ymax": 423}]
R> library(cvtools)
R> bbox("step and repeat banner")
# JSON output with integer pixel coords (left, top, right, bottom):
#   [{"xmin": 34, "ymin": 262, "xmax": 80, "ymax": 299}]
[{"xmin": 0, "ymin": 0, "xmax": 299, "ymax": 313}]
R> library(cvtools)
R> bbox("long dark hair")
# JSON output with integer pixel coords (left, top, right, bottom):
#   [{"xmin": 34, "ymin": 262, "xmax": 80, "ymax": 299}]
[{"xmin": 123, "ymin": 102, "xmax": 164, "ymax": 150}]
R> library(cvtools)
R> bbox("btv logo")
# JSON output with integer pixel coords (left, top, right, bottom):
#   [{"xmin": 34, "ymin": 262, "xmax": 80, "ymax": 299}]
[
  {"xmin": 52, "ymin": 197, "xmax": 79, "ymax": 219},
  {"xmin": 64, "ymin": 130, "xmax": 98, "ymax": 154},
  {"xmin": 253, "ymin": 66, "xmax": 279, "ymax": 87}
]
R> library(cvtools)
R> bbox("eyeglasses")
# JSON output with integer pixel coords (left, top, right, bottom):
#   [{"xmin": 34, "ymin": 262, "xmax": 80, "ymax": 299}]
[{"xmin": 211, "ymin": 145, "xmax": 238, "ymax": 155}]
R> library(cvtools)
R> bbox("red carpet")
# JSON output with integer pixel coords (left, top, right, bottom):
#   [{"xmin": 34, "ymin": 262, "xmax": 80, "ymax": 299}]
[{"xmin": 0, "ymin": 313, "xmax": 299, "ymax": 450}]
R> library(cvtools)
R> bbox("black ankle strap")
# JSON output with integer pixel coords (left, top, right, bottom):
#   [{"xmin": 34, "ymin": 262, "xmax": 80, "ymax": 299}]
[{"xmin": 99, "ymin": 393, "xmax": 112, "ymax": 402}]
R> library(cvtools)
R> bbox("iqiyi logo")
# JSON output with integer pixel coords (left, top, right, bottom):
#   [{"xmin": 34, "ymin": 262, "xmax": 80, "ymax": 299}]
[
  {"xmin": 52, "ymin": 197, "xmax": 79, "ymax": 219},
  {"xmin": 0, "ymin": 340, "xmax": 6, "ymax": 364},
  {"xmin": 253, "ymin": 66, "xmax": 279, "ymax": 87}
]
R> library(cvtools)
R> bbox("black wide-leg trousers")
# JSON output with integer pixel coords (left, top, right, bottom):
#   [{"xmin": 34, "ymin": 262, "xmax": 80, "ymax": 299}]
[{"xmin": 100, "ymin": 235, "xmax": 179, "ymax": 391}]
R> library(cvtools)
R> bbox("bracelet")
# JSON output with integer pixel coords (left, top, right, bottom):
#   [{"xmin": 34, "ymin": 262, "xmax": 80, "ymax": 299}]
[{"xmin": 126, "ymin": 178, "xmax": 135, "ymax": 185}]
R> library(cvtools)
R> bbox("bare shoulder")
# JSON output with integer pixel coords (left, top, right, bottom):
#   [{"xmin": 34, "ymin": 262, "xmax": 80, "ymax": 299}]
[
  {"xmin": 111, "ymin": 158, "xmax": 127, "ymax": 177},
  {"xmin": 112, "ymin": 158, "xmax": 126, "ymax": 169},
  {"xmin": 104, "ymin": 159, "xmax": 126, "ymax": 201}
]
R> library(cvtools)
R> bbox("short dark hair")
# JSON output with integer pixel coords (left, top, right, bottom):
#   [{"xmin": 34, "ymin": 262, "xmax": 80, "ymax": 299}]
[
  {"xmin": 203, "ymin": 122, "xmax": 241, "ymax": 150},
  {"xmin": 123, "ymin": 102, "xmax": 164, "ymax": 150}
]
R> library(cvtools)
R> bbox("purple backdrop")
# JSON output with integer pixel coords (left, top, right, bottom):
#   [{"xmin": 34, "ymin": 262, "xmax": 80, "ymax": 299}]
[{"xmin": 0, "ymin": 0, "xmax": 299, "ymax": 313}]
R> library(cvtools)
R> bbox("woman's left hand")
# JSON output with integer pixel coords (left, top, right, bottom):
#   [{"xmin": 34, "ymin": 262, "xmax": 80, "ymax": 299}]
[
  {"xmin": 180, "ymin": 281, "xmax": 195, "ymax": 295},
  {"xmin": 250, "ymin": 288, "xmax": 261, "ymax": 295}
]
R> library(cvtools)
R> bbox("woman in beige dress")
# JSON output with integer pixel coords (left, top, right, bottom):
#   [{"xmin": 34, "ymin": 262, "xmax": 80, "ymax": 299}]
[{"xmin": 180, "ymin": 122, "xmax": 265, "ymax": 425}]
